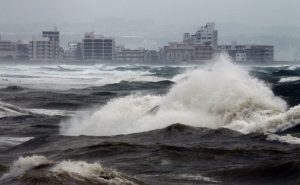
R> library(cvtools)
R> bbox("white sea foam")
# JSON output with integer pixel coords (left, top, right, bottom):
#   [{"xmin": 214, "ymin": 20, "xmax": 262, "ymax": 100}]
[
  {"xmin": 0, "ymin": 101, "xmax": 28, "ymax": 118},
  {"xmin": 288, "ymin": 66, "xmax": 300, "ymax": 70},
  {"xmin": 177, "ymin": 174, "xmax": 220, "ymax": 183},
  {"xmin": 0, "ymin": 64, "xmax": 166, "ymax": 90},
  {"xmin": 26, "ymin": 108, "xmax": 76, "ymax": 116},
  {"xmin": 140, "ymin": 173, "xmax": 220, "ymax": 183},
  {"xmin": 279, "ymin": 77, "xmax": 300, "ymax": 83},
  {"xmin": 1, "ymin": 155, "xmax": 51, "ymax": 179},
  {"xmin": 267, "ymin": 134, "xmax": 300, "ymax": 145},
  {"xmin": 51, "ymin": 160, "xmax": 106, "ymax": 178},
  {"xmin": 0, "ymin": 101, "xmax": 76, "ymax": 117},
  {"xmin": 61, "ymin": 95, "xmax": 161, "ymax": 136},
  {"xmin": 61, "ymin": 55, "xmax": 300, "ymax": 137},
  {"xmin": 51, "ymin": 160, "xmax": 137, "ymax": 184}
]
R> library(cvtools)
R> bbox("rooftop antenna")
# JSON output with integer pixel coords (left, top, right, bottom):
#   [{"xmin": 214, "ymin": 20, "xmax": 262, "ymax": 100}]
[{"xmin": 54, "ymin": 26, "xmax": 58, "ymax": 31}]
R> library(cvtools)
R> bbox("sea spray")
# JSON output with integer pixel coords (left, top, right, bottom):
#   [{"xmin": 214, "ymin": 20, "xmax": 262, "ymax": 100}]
[{"xmin": 61, "ymin": 55, "xmax": 300, "ymax": 136}]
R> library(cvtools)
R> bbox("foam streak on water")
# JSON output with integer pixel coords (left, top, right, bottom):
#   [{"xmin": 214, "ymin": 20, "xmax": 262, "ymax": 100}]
[{"xmin": 267, "ymin": 134, "xmax": 300, "ymax": 145}]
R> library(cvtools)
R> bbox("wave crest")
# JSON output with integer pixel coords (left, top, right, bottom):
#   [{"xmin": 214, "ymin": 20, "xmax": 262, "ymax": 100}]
[{"xmin": 1, "ymin": 155, "xmax": 140, "ymax": 185}]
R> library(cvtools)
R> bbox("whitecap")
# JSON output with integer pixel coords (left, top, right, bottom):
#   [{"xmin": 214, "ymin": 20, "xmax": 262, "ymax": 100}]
[{"xmin": 267, "ymin": 134, "xmax": 300, "ymax": 145}]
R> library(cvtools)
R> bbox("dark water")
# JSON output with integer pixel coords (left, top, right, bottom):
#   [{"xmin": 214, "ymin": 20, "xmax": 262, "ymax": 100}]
[{"xmin": 0, "ymin": 63, "xmax": 300, "ymax": 185}]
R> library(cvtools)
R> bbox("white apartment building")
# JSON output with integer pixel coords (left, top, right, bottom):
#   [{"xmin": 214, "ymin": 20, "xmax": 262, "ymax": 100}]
[
  {"xmin": 190, "ymin": 22, "xmax": 218, "ymax": 47},
  {"xmin": 29, "ymin": 37, "xmax": 50, "ymax": 60},
  {"xmin": 28, "ymin": 28, "xmax": 61, "ymax": 60},
  {"xmin": 42, "ymin": 30, "xmax": 60, "ymax": 59}
]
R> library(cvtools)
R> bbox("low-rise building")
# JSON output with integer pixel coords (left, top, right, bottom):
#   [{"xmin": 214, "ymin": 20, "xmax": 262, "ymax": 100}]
[
  {"xmin": 245, "ymin": 45, "xmax": 274, "ymax": 62},
  {"xmin": 161, "ymin": 42, "xmax": 214, "ymax": 63},
  {"xmin": 144, "ymin": 50, "xmax": 159, "ymax": 63},
  {"xmin": 116, "ymin": 48, "xmax": 146, "ymax": 62},
  {"xmin": 161, "ymin": 42, "xmax": 194, "ymax": 63},
  {"xmin": 217, "ymin": 42, "xmax": 274, "ymax": 62},
  {"xmin": 193, "ymin": 44, "xmax": 214, "ymax": 61}
]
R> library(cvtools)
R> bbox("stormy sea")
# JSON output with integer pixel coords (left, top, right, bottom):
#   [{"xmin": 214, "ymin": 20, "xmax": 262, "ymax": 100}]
[{"xmin": 0, "ymin": 55, "xmax": 300, "ymax": 185}]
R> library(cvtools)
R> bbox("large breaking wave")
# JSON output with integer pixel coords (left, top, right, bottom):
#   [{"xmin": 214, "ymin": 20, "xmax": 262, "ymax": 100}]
[{"xmin": 61, "ymin": 55, "xmax": 300, "ymax": 136}]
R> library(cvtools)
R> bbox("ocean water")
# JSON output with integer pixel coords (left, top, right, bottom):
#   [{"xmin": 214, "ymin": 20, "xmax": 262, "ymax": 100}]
[{"xmin": 0, "ymin": 56, "xmax": 300, "ymax": 184}]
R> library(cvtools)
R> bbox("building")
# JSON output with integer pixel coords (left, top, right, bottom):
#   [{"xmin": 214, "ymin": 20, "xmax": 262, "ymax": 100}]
[
  {"xmin": 82, "ymin": 32, "xmax": 115, "ymax": 61},
  {"xmin": 161, "ymin": 42, "xmax": 195, "ymax": 63},
  {"xmin": 245, "ymin": 45, "xmax": 274, "ymax": 62},
  {"xmin": 116, "ymin": 48, "xmax": 146, "ymax": 62},
  {"xmin": 191, "ymin": 22, "xmax": 218, "ymax": 47},
  {"xmin": 42, "ymin": 29, "xmax": 60, "ymax": 59},
  {"xmin": 160, "ymin": 22, "xmax": 218, "ymax": 63},
  {"xmin": 183, "ymin": 33, "xmax": 192, "ymax": 44},
  {"xmin": 29, "ymin": 37, "xmax": 51, "ymax": 60},
  {"xmin": 163, "ymin": 22, "xmax": 274, "ymax": 64},
  {"xmin": 27, "ymin": 28, "xmax": 61, "ymax": 61},
  {"xmin": 0, "ymin": 37, "xmax": 31, "ymax": 60},
  {"xmin": 115, "ymin": 46, "xmax": 159, "ymax": 63},
  {"xmin": 217, "ymin": 42, "xmax": 274, "ymax": 63},
  {"xmin": 192, "ymin": 44, "xmax": 214, "ymax": 61},
  {"xmin": 64, "ymin": 42, "xmax": 81, "ymax": 60},
  {"xmin": 235, "ymin": 52, "xmax": 247, "ymax": 62},
  {"xmin": 144, "ymin": 50, "xmax": 159, "ymax": 63},
  {"xmin": 15, "ymin": 41, "xmax": 30, "ymax": 60},
  {"xmin": 0, "ymin": 39, "xmax": 16, "ymax": 60},
  {"xmin": 161, "ymin": 43, "xmax": 214, "ymax": 63}
]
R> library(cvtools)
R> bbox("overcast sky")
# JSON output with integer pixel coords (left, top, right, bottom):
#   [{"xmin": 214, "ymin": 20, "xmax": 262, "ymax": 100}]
[{"xmin": 0, "ymin": 0, "xmax": 299, "ymax": 27}]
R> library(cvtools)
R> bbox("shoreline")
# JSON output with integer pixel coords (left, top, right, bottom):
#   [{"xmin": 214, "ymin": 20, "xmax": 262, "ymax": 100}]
[{"xmin": 0, "ymin": 59, "xmax": 298, "ymax": 66}]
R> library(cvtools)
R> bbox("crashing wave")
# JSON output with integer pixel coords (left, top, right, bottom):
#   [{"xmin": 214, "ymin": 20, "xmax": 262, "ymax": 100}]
[
  {"xmin": 1, "ymin": 155, "xmax": 141, "ymax": 185},
  {"xmin": 1, "ymin": 156, "xmax": 52, "ymax": 179},
  {"xmin": 60, "ymin": 55, "xmax": 300, "ymax": 137}
]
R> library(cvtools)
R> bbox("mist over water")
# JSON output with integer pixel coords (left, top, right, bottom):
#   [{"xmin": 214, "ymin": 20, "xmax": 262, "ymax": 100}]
[{"xmin": 61, "ymin": 55, "xmax": 300, "ymax": 136}]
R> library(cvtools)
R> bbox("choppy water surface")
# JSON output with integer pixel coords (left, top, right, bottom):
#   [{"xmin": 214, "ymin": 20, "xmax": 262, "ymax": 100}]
[{"xmin": 0, "ymin": 57, "xmax": 300, "ymax": 185}]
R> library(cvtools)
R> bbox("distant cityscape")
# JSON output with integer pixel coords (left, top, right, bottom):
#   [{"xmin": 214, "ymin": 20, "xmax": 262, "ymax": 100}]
[{"xmin": 0, "ymin": 23, "xmax": 275, "ymax": 64}]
